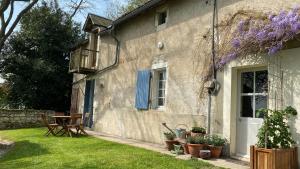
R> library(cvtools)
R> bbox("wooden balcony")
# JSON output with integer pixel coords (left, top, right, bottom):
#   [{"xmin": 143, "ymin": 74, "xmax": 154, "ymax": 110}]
[{"xmin": 69, "ymin": 48, "xmax": 98, "ymax": 74}]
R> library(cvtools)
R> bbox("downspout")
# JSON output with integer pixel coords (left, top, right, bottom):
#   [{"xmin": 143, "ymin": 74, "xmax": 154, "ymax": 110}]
[
  {"xmin": 72, "ymin": 26, "xmax": 120, "ymax": 85},
  {"xmin": 207, "ymin": 0, "xmax": 218, "ymax": 135}
]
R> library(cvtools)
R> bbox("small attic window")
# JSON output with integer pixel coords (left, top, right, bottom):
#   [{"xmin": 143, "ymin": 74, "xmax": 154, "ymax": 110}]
[
  {"xmin": 158, "ymin": 11, "xmax": 167, "ymax": 25},
  {"xmin": 155, "ymin": 8, "xmax": 168, "ymax": 31}
]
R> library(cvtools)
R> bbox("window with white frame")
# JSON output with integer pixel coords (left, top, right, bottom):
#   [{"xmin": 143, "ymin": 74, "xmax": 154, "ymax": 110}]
[
  {"xmin": 240, "ymin": 70, "xmax": 268, "ymax": 118},
  {"xmin": 152, "ymin": 68, "xmax": 167, "ymax": 109}
]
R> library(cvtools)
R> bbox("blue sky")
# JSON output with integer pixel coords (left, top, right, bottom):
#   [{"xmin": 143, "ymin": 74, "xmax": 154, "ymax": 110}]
[{"xmin": 0, "ymin": 0, "xmax": 127, "ymax": 83}]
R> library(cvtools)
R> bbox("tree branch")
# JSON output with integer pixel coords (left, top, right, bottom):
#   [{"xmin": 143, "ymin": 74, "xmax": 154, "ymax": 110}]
[
  {"xmin": 4, "ymin": 0, "xmax": 14, "ymax": 30},
  {"xmin": 0, "ymin": 0, "xmax": 38, "ymax": 51},
  {"xmin": 0, "ymin": 0, "xmax": 11, "ymax": 15},
  {"xmin": 70, "ymin": 0, "xmax": 84, "ymax": 18}
]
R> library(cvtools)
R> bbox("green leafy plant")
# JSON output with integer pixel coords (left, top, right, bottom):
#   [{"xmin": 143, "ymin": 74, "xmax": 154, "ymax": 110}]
[
  {"xmin": 187, "ymin": 136, "xmax": 206, "ymax": 144},
  {"xmin": 163, "ymin": 132, "xmax": 176, "ymax": 140},
  {"xmin": 256, "ymin": 106, "xmax": 297, "ymax": 149},
  {"xmin": 207, "ymin": 134, "xmax": 226, "ymax": 146},
  {"xmin": 191, "ymin": 127, "xmax": 206, "ymax": 134}
]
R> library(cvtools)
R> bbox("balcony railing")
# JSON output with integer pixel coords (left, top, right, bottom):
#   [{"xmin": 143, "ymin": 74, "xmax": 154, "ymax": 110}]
[{"xmin": 69, "ymin": 48, "xmax": 99, "ymax": 74}]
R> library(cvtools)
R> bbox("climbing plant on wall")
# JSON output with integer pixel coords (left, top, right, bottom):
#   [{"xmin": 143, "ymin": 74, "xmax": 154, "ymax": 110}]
[{"xmin": 216, "ymin": 6, "xmax": 300, "ymax": 70}]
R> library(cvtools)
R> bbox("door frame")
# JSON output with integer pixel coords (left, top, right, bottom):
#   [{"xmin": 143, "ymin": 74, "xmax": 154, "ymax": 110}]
[
  {"xmin": 83, "ymin": 79, "xmax": 95, "ymax": 128},
  {"xmin": 235, "ymin": 66, "xmax": 268, "ymax": 158}
]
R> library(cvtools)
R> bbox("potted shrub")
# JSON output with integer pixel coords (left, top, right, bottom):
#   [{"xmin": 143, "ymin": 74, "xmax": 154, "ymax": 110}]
[
  {"xmin": 207, "ymin": 134, "xmax": 226, "ymax": 158},
  {"xmin": 187, "ymin": 135, "xmax": 207, "ymax": 158},
  {"xmin": 163, "ymin": 132, "xmax": 178, "ymax": 151},
  {"xmin": 191, "ymin": 127, "xmax": 206, "ymax": 137},
  {"xmin": 250, "ymin": 106, "xmax": 298, "ymax": 169}
]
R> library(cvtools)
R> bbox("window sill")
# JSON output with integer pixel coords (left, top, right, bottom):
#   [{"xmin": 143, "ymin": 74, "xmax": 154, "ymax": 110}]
[
  {"xmin": 156, "ymin": 23, "xmax": 167, "ymax": 31},
  {"xmin": 153, "ymin": 107, "xmax": 166, "ymax": 112}
]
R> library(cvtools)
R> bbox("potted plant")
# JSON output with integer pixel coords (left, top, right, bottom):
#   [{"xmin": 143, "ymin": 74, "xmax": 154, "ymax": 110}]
[
  {"xmin": 187, "ymin": 135, "xmax": 207, "ymax": 158},
  {"xmin": 207, "ymin": 134, "xmax": 226, "ymax": 158},
  {"xmin": 163, "ymin": 132, "xmax": 178, "ymax": 151},
  {"xmin": 191, "ymin": 127, "xmax": 206, "ymax": 137},
  {"xmin": 250, "ymin": 106, "xmax": 298, "ymax": 169}
]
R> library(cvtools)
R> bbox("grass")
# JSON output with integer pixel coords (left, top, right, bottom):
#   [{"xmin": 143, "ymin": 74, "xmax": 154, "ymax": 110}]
[{"xmin": 0, "ymin": 128, "xmax": 222, "ymax": 169}]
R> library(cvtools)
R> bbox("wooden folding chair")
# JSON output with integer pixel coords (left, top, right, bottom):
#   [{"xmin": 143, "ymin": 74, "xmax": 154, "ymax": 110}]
[
  {"xmin": 65, "ymin": 113, "xmax": 86, "ymax": 137},
  {"xmin": 40, "ymin": 114, "xmax": 59, "ymax": 136}
]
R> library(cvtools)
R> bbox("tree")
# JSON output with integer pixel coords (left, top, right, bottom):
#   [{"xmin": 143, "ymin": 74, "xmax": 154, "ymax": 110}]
[
  {"xmin": 0, "ymin": 2, "xmax": 83, "ymax": 111},
  {"xmin": 0, "ymin": 82, "xmax": 9, "ymax": 108},
  {"xmin": 106, "ymin": 0, "xmax": 150, "ymax": 19},
  {"xmin": 0, "ymin": 0, "xmax": 39, "ymax": 52}
]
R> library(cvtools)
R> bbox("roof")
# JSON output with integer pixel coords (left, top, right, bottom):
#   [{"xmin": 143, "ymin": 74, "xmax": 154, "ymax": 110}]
[
  {"xmin": 84, "ymin": 0, "xmax": 165, "ymax": 34},
  {"xmin": 113, "ymin": 0, "xmax": 165, "ymax": 26},
  {"xmin": 83, "ymin": 14, "xmax": 113, "ymax": 32}
]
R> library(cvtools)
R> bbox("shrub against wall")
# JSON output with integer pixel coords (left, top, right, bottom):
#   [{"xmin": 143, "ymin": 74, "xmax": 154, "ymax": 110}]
[{"xmin": 0, "ymin": 109, "xmax": 54, "ymax": 130}]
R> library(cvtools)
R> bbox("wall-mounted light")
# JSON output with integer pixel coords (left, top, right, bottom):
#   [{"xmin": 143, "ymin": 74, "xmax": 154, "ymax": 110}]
[{"xmin": 157, "ymin": 42, "xmax": 164, "ymax": 50}]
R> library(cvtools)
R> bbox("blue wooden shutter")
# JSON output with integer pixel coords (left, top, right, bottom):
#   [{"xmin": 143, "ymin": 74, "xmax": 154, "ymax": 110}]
[{"xmin": 135, "ymin": 70, "xmax": 151, "ymax": 110}]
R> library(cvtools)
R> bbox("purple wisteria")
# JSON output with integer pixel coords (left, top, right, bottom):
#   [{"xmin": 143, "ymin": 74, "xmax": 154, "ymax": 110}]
[{"xmin": 217, "ymin": 6, "xmax": 300, "ymax": 69}]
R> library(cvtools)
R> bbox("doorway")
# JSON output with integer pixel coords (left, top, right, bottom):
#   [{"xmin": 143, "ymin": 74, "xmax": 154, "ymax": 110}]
[{"xmin": 236, "ymin": 68, "xmax": 268, "ymax": 157}]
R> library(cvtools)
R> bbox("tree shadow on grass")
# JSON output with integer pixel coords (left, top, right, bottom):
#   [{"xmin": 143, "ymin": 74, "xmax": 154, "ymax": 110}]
[{"xmin": 0, "ymin": 140, "xmax": 49, "ymax": 162}]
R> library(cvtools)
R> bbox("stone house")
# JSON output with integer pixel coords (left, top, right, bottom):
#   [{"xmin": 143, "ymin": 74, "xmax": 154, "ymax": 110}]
[{"xmin": 69, "ymin": 0, "xmax": 300, "ymax": 161}]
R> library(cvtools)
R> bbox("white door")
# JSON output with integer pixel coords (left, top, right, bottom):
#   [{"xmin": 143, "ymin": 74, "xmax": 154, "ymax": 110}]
[{"xmin": 236, "ymin": 69, "xmax": 268, "ymax": 158}]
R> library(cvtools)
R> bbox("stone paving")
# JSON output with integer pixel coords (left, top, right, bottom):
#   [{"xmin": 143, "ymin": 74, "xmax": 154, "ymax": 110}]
[
  {"xmin": 0, "ymin": 139, "xmax": 14, "ymax": 158},
  {"xmin": 87, "ymin": 131, "xmax": 250, "ymax": 169}
]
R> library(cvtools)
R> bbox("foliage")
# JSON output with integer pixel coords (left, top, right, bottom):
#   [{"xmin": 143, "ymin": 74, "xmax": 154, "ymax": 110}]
[
  {"xmin": 106, "ymin": 0, "xmax": 150, "ymax": 19},
  {"xmin": 0, "ymin": 2, "xmax": 83, "ymax": 111},
  {"xmin": 0, "ymin": 83, "xmax": 9, "ymax": 108},
  {"xmin": 207, "ymin": 134, "xmax": 227, "ymax": 147},
  {"xmin": 217, "ymin": 6, "xmax": 300, "ymax": 69},
  {"xmin": 191, "ymin": 127, "xmax": 206, "ymax": 134},
  {"xmin": 187, "ymin": 135, "xmax": 207, "ymax": 144},
  {"xmin": 256, "ymin": 106, "xmax": 297, "ymax": 149},
  {"xmin": 164, "ymin": 132, "xmax": 176, "ymax": 140},
  {"xmin": 0, "ymin": 128, "xmax": 221, "ymax": 169}
]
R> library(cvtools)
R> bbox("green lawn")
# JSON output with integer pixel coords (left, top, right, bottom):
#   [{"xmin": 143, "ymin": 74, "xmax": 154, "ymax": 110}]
[{"xmin": 0, "ymin": 128, "xmax": 222, "ymax": 169}]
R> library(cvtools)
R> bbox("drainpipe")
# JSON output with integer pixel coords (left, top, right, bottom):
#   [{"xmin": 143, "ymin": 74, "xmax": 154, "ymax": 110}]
[
  {"xmin": 207, "ymin": 0, "xmax": 218, "ymax": 135},
  {"xmin": 72, "ymin": 26, "xmax": 121, "ymax": 85}
]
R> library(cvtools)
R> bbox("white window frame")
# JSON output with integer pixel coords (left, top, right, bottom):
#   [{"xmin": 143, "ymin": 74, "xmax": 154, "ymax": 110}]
[
  {"xmin": 151, "ymin": 63, "xmax": 168, "ymax": 110},
  {"xmin": 238, "ymin": 67, "xmax": 268, "ymax": 119},
  {"xmin": 155, "ymin": 6, "xmax": 169, "ymax": 31}
]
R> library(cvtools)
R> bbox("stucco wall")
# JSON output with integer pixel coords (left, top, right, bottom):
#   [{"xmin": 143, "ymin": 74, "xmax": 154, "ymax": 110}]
[{"xmin": 72, "ymin": 0, "xmax": 300, "ymax": 160}]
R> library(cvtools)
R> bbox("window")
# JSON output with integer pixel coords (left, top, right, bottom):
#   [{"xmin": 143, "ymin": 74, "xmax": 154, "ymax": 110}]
[
  {"xmin": 155, "ymin": 8, "xmax": 168, "ymax": 30},
  {"xmin": 134, "ymin": 67, "xmax": 167, "ymax": 110},
  {"xmin": 158, "ymin": 11, "xmax": 167, "ymax": 25},
  {"xmin": 157, "ymin": 70, "xmax": 166, "ymax": 107},
  {"xmin": 152, "ymin": 68, "xmax": 167, "ymax": 109},
  {"xmin": 240, "ymin": 70, "xmax": 268, "ymax": 118}
]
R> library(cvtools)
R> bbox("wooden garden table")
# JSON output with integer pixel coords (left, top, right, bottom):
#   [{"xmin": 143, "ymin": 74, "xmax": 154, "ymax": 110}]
[{"xmin": 52, "ymin": 116, "xmax": 71, "ymax": 136}]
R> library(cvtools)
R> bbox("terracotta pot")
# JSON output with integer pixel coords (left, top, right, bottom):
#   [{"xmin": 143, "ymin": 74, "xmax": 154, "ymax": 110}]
[
  {"xmin": 199, "ymin": 150, "xmax": 211, "ymax": 159},
  {"xmin": 190, "ymin": 132, "xmax": 205, "ymax": 137},
  {"xmin": 187, "ymin": 143, "xmax": 205, "ymax": 158},
  {"xmin": 209, "ymin": 145, "xmax": 223, "ymax": 158},
  {"xmin": 165, "ymin": 140, "xmax": 179, "ymax": 151},
  {"xmin": 180, "ymin": 142, "xmax": 189, "ymax": 154}
]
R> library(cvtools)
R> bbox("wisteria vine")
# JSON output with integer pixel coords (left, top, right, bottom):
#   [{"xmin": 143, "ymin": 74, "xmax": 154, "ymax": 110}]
[{"xmin": 217, "ymin": 6, "xmax": 300, "ymax": 69}]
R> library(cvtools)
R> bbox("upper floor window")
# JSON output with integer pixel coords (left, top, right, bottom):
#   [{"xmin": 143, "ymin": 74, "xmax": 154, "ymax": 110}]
[
  {"xmin": 155, "ymin": 7, "xmax": 168, "ymax": 30},
  {"xmin": 158, "ymin": 11, "xmax": 167, "ymax": 25}
]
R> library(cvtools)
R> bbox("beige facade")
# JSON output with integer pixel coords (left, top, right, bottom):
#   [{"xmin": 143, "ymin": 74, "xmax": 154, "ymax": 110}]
[{"xmin": 71, "ymin": 0, "xmax": 300, "ymax": 161}]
